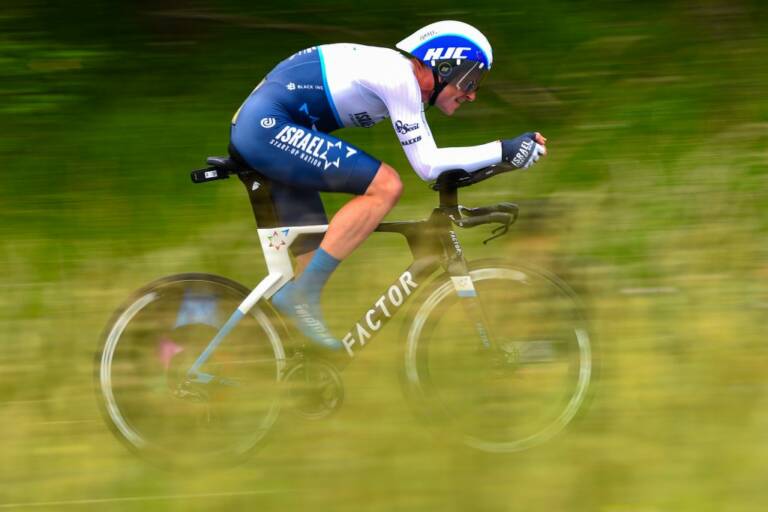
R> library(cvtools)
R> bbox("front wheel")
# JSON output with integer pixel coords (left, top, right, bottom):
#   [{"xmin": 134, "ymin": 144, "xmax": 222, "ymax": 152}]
[
  {"xmin": 403, "ymin": 260, "xmax": 593, "ymax": 453},
  {"xmin": 96, "ymin": 274, "xmax": 286, "ymax": 467}
]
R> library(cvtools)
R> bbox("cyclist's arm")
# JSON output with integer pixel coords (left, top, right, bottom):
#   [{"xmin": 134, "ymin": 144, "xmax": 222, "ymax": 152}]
[{"xmin": 368, "ymin": 75, "xmax": 502, "ymax": 181}]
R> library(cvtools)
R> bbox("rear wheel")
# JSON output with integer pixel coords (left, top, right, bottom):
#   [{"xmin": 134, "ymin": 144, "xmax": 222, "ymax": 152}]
[
  {"xmin": 403, "ymin": 260, "xmax": 593, "ymax": 452},
  {"xmin": 96, "ymin": 274, "xmax": 285, "ymax": 467}
]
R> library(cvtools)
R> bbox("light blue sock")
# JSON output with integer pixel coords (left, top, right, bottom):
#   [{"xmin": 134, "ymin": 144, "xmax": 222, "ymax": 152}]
[
  {"xmin": 272, "ymin": 248, "xmax": 341, "ymax": 349},
  {"xmin": 295, "ymin": 248, "xmax": 340, "ymax": 305}
]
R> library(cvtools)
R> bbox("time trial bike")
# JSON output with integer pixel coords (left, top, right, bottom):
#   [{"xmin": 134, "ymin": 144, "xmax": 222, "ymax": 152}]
[{"xmin": 95, "ymin": 153, "xmax": 594, "ymax": 467}]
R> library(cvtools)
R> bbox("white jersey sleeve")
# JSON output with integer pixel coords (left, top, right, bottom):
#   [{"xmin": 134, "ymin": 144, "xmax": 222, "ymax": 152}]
[{"xmin": 362, "ymin": 62, "xmax": 501, "ymax": 181}]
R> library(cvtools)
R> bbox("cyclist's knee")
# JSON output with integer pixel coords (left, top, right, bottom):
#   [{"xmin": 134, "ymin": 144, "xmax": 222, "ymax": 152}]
[{"xmin": 367, "ymin": 163, "xmax": 403, "ymax": 207}]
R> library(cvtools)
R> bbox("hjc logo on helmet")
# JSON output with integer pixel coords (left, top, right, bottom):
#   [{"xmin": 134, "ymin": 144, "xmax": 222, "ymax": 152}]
[
  {"xmin": 423, "ymin": 47, "xmax": 472, "ymax": 61},
  {"xmin": 396, "ymin": 21, "xmax": 492, "ymax": 105}
]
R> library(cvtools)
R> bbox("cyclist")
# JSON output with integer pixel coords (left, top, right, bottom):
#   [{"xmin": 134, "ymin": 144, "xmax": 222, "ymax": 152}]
[{"xmin": 229, "ymin": 20, "xmax": 547, "ymax": 349}]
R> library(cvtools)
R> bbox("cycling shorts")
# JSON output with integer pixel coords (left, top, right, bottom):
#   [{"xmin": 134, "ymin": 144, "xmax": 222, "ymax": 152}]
[{"xmin": 230, "ymin": 49, "xmax": 381, "ymax": 255}]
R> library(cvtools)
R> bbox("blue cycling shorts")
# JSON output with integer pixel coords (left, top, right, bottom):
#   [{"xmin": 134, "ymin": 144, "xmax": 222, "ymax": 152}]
[{"xmin": 230, "ymin": 48, "xmax": 381, "ymax": 255}]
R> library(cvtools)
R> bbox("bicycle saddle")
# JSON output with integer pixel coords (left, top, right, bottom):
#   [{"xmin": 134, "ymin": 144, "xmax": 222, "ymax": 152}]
[
  {"xmin": 205, "ymin": 156, "xmax": 247, "ymax": 173},
  {"xmin": 192, "ymin": 153, "xmax": 261, "ymax": 184}
]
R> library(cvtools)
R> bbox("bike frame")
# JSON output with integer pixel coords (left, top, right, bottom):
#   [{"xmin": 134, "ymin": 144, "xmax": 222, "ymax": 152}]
[
  {"xmin": 186, "ymin": 206, "xmax": 481, "ymax": 383},
  {"xmin": 184, "ymin": 158, "xmax": 520, "ymax": 384}
]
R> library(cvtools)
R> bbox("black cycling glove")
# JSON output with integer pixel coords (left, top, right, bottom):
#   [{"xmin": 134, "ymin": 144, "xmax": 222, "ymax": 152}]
[{"xmin": 501, "ymin": 132, "xmax": 545, "ymax": 169}]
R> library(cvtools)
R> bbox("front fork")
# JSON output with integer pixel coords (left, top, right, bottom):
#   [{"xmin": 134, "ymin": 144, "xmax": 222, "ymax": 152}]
[
  {"xmin": 441, "ymin": 229, "xmax": 519, "ymax": 367},
  {"xmin": 441, "ymin": 229, "xmax": 495, "ymax": 351}
]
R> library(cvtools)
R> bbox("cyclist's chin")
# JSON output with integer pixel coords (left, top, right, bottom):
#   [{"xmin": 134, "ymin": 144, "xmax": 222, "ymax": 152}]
[{"xmin": 436, "ymin": 102, "xmax": 459, "ymax": 116}]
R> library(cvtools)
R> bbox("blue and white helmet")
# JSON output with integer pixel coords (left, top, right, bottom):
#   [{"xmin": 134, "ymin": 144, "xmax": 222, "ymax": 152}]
[{"xmin": 396, "ymin": 20, "xmax": 493, "ymax": 103}]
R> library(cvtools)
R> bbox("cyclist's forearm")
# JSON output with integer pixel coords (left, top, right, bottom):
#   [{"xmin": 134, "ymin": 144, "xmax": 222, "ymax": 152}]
[{"xmin": 407, "ymin": 140, "xmax": 502, "ymax": 181}]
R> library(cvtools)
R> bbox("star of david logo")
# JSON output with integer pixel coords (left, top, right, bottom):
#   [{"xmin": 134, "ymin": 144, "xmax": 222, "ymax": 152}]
[
  {"xmin": 318, "ymin": 141, "xmax": 359, "ymax": 170},
  {"xmin": 319, "ymin": 140, "xmax": 342, "ymax": 170},
  {"xmin": 268, "ymin": 230, "xmax": 287, "ymax": 250}
]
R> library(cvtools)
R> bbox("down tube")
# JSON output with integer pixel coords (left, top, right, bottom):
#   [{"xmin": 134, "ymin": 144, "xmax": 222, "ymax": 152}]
[{"xmin": 337, "ymin": 257, "xmax": 440, "ymax": 360}]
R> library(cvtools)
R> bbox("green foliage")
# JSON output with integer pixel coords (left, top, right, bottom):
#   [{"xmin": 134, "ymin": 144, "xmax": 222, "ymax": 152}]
[{"xmin": 1, "ymin": 1, "xmax": 767, "ymax": 510}]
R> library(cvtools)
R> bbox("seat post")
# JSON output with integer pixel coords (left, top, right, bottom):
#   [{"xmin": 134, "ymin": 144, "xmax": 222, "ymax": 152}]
[
  {"xmin": 225, "ymin": 144, "xmax": 280, "ymax": 229},
  {"xmin": 238, "ymin": 173, "xmax": 279, "ymax": 229}
]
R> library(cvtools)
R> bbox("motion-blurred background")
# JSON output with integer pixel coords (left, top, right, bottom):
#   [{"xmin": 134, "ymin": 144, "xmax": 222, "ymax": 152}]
[{"xmin": 1, "ymin": 1, "xmax": 766, "ymax": 510}]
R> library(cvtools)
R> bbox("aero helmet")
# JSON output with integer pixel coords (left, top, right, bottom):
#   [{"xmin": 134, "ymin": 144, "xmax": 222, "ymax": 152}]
[{"xmin": 396, "ymin": 20, "xmax": 493, "ymax": 105}]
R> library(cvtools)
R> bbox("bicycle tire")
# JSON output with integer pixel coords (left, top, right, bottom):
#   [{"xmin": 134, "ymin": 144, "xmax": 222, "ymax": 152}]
[
  {"xmin": 95, "ymin": 273, "xmax": 286, "ymax": 467},
  {"xmin": 402, "ymin": 259, "xmax": 593, "ymax": 453}
]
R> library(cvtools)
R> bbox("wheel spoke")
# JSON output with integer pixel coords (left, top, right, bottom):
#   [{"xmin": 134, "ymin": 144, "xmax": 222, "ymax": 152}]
[
  {"xmin": 97, "ymin": 275, "xmax": 285, "ymax": 467},
  {"xmin": 404, "ymin": 263, "xmax": 592, "ymax": 452}
]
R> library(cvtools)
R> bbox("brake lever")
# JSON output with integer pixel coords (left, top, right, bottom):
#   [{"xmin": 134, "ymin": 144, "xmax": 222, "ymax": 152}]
[
  {"xmin": 482, "ymin": 203, "xmax": 518, "ymax": 244},
  {"xmin": 482, "ymin": 220, "xmax": 511, "ymax": 244}
]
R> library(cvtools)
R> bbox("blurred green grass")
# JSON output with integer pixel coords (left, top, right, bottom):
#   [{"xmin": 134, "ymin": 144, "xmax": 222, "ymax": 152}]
[{"xmin": 1, "ymin": 1, "xmax": 767, "ymax": 511}]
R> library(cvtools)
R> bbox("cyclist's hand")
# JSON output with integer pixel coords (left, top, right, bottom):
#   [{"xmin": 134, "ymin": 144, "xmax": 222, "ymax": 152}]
[{"xmin": 501, "ymin": 132, "xmax": 548, "ymax": 169}]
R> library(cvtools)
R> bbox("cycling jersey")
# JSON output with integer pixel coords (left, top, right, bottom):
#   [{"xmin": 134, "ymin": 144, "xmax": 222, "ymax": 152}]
[
  {"xmin": 319, "ymin": 43, "xmax": 501, "ymax": 180},
  {"xmin": 229, "ymin": 44, "xmax": 502, "ymax": 254}
]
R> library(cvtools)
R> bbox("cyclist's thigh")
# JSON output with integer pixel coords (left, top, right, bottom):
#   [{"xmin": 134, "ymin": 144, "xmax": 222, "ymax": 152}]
[{"xmin": 231, "ymin": 92, "xmax": 380, "ymax": 195}]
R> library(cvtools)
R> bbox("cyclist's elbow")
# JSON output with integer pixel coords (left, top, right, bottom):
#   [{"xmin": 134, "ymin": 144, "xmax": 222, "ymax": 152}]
[{"xmin": 412, "ymin": 161, "xmax": 441, "ymax": 181}]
